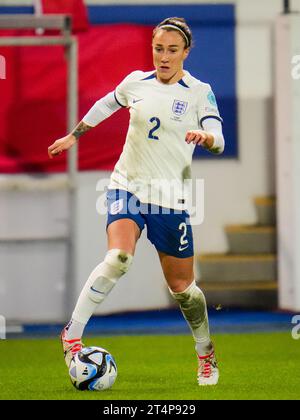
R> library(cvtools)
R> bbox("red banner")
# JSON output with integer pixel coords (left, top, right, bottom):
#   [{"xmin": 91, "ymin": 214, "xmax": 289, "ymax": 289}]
[
  {"xmin": 41, "ymin": 0, "xmax": 89, "ymax": 32},
  {"xmin": 0, "ymin": 24, "xmax": 154, "ymax": 173}
]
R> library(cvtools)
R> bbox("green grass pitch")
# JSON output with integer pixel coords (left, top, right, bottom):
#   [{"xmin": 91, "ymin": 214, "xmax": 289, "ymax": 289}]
[{"xmin": 0, "ymin": 332, "xmax": 299, "ymax": 400}]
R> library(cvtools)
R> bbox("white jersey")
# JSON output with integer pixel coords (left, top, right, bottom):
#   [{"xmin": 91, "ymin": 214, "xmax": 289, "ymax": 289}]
[{"xmin": 107, "ymin": 70, "xmax": 222, "ymax": 210}]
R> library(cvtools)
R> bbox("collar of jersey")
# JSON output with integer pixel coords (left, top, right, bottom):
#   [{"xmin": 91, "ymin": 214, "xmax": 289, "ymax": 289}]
[{"xmin": 142, "ymin": 70, "xmax": 190, "ymax": 88}]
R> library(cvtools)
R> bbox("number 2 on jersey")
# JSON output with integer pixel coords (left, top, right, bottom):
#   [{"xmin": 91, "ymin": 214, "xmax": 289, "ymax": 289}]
[{"xmin": 148, "ymin": 117, "xmax": 160, "ymax": 140}]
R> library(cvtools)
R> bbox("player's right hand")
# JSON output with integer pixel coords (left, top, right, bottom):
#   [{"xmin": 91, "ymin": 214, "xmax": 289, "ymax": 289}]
[{"xmin": 48, "ymin": 134, "xmax": 76, "ymax": 159}]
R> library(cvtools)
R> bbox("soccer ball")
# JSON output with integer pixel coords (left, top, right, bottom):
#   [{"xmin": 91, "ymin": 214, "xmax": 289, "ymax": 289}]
[{"xmin": 69, "ymin": 346, "xmax": 117, "ymax": 391}]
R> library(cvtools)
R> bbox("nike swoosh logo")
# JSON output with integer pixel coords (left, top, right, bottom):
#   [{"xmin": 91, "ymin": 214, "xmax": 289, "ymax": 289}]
[
  {"xmin": 90, "ymin": 286, "xmax": 105, "ymax": 295},
  {"xmin": 179, "ymin": 245, "xmax": 189, "ymax": 252},
  {"xmin": 133, "ymin": 98, "xmax": 143, "ymax": 104}
]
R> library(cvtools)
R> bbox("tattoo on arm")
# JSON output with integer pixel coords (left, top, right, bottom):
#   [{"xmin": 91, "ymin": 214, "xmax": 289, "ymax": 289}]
[{"xmin": 72, "ymin": 121, "xmax": 92, "ymax": 140}]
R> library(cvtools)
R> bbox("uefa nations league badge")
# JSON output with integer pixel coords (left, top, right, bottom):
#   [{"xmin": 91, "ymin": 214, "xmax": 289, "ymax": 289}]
[{"xmin": 207, "ymin": 90, "xmax": 217, "ymax": 106}]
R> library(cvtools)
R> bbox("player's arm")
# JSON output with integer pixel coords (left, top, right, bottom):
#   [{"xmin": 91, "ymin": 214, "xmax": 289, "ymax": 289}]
[
  {"xmin": 48, "ymin": 91, "xmax": 122, "ymax": 159},
  {"xmin": 185, "ymin": 118, "xmax": 225, "ymax": 154}
]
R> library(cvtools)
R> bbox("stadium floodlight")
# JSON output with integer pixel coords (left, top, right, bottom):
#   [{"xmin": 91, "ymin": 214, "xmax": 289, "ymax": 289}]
[{"xmin": 0, "ymin": 14, "xmax": 78, "ymax": 318}]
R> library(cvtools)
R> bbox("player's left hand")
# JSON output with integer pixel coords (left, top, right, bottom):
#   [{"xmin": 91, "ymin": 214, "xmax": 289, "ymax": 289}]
[{"xmin": 185, "ymin": 130, "xmax": 213, "ymax": 148}]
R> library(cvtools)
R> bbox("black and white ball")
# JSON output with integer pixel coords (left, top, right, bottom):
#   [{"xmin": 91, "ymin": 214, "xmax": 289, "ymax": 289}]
[{"xmin": 69, "ymin": 346, "xmax": 117, "ymax": 391}]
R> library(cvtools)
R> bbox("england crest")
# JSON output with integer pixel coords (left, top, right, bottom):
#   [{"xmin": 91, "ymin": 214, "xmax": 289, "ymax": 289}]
[
  {"xmin": 110, "ymin": 198, "xmax": 124, "ymax": 215},
  {"xmin": 172, "ymin": 99, "xmax": 188, "ymax": 116}
]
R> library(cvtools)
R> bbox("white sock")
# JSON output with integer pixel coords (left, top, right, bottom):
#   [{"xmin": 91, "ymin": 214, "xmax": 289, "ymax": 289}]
[
  {"xmin": 170, "ymin": 281, "xmax": 212, "ymax": 356},
  {"xmin": 195, "ymin": 340, "xmax": 213, "ymax": 357},
  {"xmin": 68, "ymin": 249, "xmax": 133, "ymax": 340},
  {"xmin": 65, "ymin": 319, "xmax": 85, "ymax": 341}
]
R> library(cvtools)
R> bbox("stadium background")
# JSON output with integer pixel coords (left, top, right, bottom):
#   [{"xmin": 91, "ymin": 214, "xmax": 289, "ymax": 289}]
[{"xmin": 0, "ymin": 0, "xmax": 299, "ymax": 401}]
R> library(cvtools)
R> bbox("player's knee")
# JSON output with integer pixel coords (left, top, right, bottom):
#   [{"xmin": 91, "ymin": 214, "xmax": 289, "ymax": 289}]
[
  {"xmin": 104, "ymin": 248, "xmax": 133, "ymax": 275},
  {"xmin": 88, "ymin": 249, "xmax": 133, "ymax": 304},
  {"xmin": 169, "ymin": 280, "xmax": 204, "ymax": 303},
  {"xmin": 169, "ymin": 279, "xmax": 196, "ymax": 295}
]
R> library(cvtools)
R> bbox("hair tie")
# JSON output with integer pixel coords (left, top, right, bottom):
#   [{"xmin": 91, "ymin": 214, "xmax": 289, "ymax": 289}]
[{"xmin": 159, "ymin": 24, "xmax": 190, "ymax": 47}]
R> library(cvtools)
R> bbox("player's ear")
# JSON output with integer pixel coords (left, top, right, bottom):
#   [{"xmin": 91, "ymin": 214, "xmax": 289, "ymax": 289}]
[{"xmin": 183, "ymin": 47, "xmax": 190, "ymax": 60}]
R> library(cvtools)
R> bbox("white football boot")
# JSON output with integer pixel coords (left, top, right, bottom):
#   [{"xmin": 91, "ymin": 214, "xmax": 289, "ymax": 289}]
[
  {"xmin": 197, "ymin": 349, "xmax": 219, "ymax": 386},
  {"xmin": 60, "ymin": 327, "xmax": 84, "ymax": 368}
]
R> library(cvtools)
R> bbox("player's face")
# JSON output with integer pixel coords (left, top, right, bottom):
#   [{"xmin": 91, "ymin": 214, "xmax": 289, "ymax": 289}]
[{"xmin": 152, "ymin": 29, "xmax": 190, "ymax": 84}]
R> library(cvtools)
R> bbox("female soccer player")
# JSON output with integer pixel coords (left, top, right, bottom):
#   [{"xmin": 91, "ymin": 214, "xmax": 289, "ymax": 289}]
[{"xmin": 48, "ymin": 17, "xmax": 225, "ymax": 386}]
